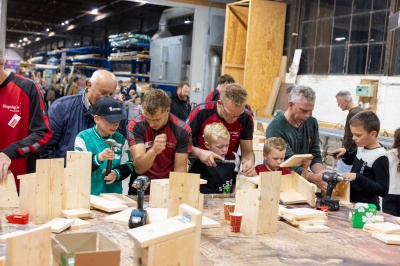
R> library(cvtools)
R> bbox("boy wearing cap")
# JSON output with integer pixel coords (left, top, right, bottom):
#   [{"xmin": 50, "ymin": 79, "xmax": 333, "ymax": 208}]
[{"xmin": 75, "ymin": 97, "xmax": 133, "ymax": 195}]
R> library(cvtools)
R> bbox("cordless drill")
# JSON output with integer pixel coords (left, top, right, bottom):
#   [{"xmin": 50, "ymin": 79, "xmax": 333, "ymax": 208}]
[
  {"xmin": 128, "ymin": 175, "xmax": 150, "ymax": 229},
  {"xmin": 319, "ymin": 171, "xmax": 346, "ymax": 211}
]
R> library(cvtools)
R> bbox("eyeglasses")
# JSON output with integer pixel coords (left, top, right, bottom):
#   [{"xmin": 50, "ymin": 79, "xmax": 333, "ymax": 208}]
[{"xmin": 221, "ymin": 102, "xmax": 244, "ymax": 119}]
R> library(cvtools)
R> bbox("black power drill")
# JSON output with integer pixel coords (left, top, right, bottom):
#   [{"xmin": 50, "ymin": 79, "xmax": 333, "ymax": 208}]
[
  {"xmin": 128, "ymin": 175, "xmax": 150, "ymax": 229},
  {"xmin": 319, "ymin": 172, "xmax": 346, "ymax": 211}
]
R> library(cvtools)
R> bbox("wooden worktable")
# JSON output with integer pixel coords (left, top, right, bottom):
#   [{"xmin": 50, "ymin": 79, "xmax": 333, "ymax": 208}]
[{"xmin": 1, "ymin": 198, "xmax": 399, "ymax": 265}]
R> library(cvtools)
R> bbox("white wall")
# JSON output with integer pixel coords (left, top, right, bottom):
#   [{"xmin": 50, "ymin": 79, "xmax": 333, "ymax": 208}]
[{"xmin": 297, "ymin": 75, "xmax": 400, "ymax": 132}]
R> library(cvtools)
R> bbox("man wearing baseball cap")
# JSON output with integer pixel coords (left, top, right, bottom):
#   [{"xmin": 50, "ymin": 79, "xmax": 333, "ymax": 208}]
[{"xmin": 74, "ymin": 97, "xmax": 133, "ymax": 195}]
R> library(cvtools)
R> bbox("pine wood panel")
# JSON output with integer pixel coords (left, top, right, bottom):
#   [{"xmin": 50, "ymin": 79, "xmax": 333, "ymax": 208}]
[
  {"xmin": 35, "ymin": 158, "xmax": 64, "ymax": 224},
  {"xmin": 64, "ymin": 151, "xmax": 92, "ymax": 210}
]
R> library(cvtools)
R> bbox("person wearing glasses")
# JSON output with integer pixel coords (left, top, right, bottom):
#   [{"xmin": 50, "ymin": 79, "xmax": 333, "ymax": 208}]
[
  {"xmin": 266, "ymin": 85, "xmax": 326, "ymax": 190},
  {"xmin": 187, "ymin": 83, "xmax": 256, "ymax": 178},
  {"xmin": 41, "ymin": 70, "xmax": 125, "ymax": 160},
  {"xmin": 127, "ymin": 89, "xmax": 192, "ymax": 195}
]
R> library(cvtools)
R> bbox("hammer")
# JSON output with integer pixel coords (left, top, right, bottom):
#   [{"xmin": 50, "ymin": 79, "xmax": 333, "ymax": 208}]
[
  {"xmin": 103, "ymin": 139, "xmax": 122, "ymax": 175},
  {"xmin": 215, "ymin": 152, "xmax": 241, "ymax": 172}
]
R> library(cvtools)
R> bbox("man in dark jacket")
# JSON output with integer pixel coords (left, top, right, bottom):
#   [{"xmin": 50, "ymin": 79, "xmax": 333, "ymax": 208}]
[
  {"xmin": 170, "ymin": 81, "xmax": 191, "ymax": 121},
  {"xmin": 41, "ymin": 70, "xmax": 123, "ymax": 160}
]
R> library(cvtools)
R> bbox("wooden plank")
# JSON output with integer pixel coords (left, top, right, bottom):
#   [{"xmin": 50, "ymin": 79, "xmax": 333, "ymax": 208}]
[
  {"xmin": 90, "ymin": 195, "xmax": 128, "ymax": 212},
  {"xmin": 167, "ymin": 172, "xmax": 201, "ymax": 218},
  {"xmin": 6, "ymin": 226, "xmax": 52, "ymax": 266},
  {"xmin": 278, "ymin": 56, "xmax": 287, "ymax": 85},
  {"xmin": 61, "ymin": 208, "xmax": 92, "ymax": 219},
  {"xmin": 64, "ymin": 151, "xmax": 92, "ymax": 210},
  {"xmin": 43, "ymin": 218, "xmax": 74, "ymax": 233},
  {"xmin": 291, "ymin": 172, "xmax": 317, "ymax": 207},
  {"xmin": 0, "ymin": 172, "xmax": 19, "ymax": 207},
  {"xmin": 280, "ymin": 154, "xmax": 312, "ymax": 167},
  {"xmin": 148, "ymin": 232, "xmax": 196, "ymax": 266},
  {"xmin": 372, "ymin": 233, "xmax": 400, "ymax": 245},
  {"xmin": 246, "ymin": 1, "xmax": 286, "ymax": 117},
  {"xmin": 0, "ymin": 231, "xmax": 25, "ymax": 243},
  {"xmin": 100, "ymin": 193, "xmax": 136, "ymax": 207},
  {"xmin": 149, "ymin": 179, "xmax": 169, "ymax": 208},
  {"xmin": 235, "ymin": 171, "xmax": 281, "ymax": 234},
  {"xmin": 35, "ymin": 158, "xmax": 64, "ymax": 224},
  {"xmin": 256, "ymin": 171, "xmax": 281, "ymax": 234},
  {"xmin": 299, "ymin": 224, "xmax": 331, "ymax": 233},
  {"xmin": 280, "ymin": 189, "xmax": 307, "ymax": 204},
  {"xmin": 264, "ymin": 76, "xmax": 282, "ymax": 116},
  {"xmin": 128, "ymin": 210, "xmax": 198, "ymax": 248},
  {"xmin": 280, "ymin": 214, "xmax": 327, "ymax": 223},
  {"xmin": 363, "ymin": 222, "xmax": 400, "ymax": 234},
  {"xmin": 291, "ymin": 218, "xmax": 327, "ymax": 226},
  {"xmin": 71, "ymin": 218, "xmax": 92, "ymax": 230},
  {"xmin": 280, "ymin": 208, "xmax": 327, "ymax": 219},
  {"xmin": 17, "ymin": 173, "xmax": 36, "ymax": 218}
]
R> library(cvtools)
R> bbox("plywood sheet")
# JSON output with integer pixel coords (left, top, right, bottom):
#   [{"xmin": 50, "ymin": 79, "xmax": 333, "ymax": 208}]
[
  {"xmin": 363, "ymin": 222, "xmax": 400, "ymax": 234},
  {"xmin": 35, "ymin": 158, "xmax": 64, "ymax": 224},
  {"xmin": 71, "ymin": 218, "xmax": 92, "ymax": 230},
  {"xmin": 280, "ymin": 208, "xmax": 327, "ymax": 219},
  {"xmin": 17, "ymin": 173, "xmax": 36, "ymax": 217},
  {"xmin": 6, "ymin": 226, "xmax": 52, "ymax": 266},
  {"xmin": 64, "ymin": 151, "xmax": 92, "ymax": 210},
  {"xmin": 280, "ymin": 189, "xmax": 307, "ymax": 204},
  {"xmin": 43, "ymin": 218, "xmax": 74, "ymax": 233},
  {"xmin": 61, "ymin": 208, "xmax": 92, "ymax": 219},
  {"xmin": 372, "ymin": 233, "xmax": 400, "ymax": 245},
  {"xmin": 167, "ymin": 172, "xmax": 201, "ymax": 218},
  {"xmin": 280, "ymin": 154, "xmax": 313, "ymax": 167},
  {"xmin": 0, "ymin": 231, "xmax": 25, "ymax": 243},
  {"xmin": 0, "ymin": 172, "xmax": 19, "ymax": 207},
  {"xmin": 245, "ymin": 1, "xmax": 286, "ymax": 117},
  {"xmin": 100, "ymin": 193, "xmax": 136, "ymax": 207},
  {"xmin": 128, "ymin": 216, "xmax": 196, "ymax": 248},
  {"xmin": 90, "ymin": 195, "xmax": 128, "ymax": 212}
]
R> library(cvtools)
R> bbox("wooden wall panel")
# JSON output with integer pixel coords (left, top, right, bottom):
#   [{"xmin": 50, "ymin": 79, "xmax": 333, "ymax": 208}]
[
  {"xmin": 245, "ymin": 0, "xmax": 286, "ymax": 117},
  {"xmin": 221, "ymin": 5, "xmax": 248, "ymax": 82}
]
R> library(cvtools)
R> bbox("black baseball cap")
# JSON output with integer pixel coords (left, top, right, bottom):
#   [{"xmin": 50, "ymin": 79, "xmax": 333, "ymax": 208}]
[{"xmin": 94, "ymin": 97, "xmax": 126, "ymax": 123}]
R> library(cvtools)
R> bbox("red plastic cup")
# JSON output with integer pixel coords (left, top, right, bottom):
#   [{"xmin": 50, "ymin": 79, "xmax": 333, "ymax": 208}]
[
  {"xmin": 223, "ymin": 202, "xmax": 236, "ymax": 221},
  {"xmin": 230, "ymin": 212, "xmax": 243, "ymax": 233}
]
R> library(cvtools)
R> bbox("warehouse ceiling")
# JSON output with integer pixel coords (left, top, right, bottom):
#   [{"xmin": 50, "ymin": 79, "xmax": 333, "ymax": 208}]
[{"xmin": 5, "ymin": 0, "xmax": 172, "ymax": 49}]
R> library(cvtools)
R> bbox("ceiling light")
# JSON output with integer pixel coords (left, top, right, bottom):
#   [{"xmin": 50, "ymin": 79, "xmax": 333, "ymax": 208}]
[
  {"xmin": 184, "ymin": 18, "xmax": 191, "ymax": 24},
  {"xmin": 23, "ymin": 37, "xmax": 28, "ymax": 41},
  {"xmin": 335, "ymin": 37, "xmax": 346, "ymax": 41},
  {"xmin": 62, "ymin": 22, "xmax": 65, "ymax": 26},
  {"xmin": 65, "ymin": 21, "xmax": 69, "ymax": 24},
  {"xmin": 19, "ymin": 40, "xmax": 22, "ymax": 42},
  {"xmin": 91, "ymin": 9, "xmax": 98, "ymax": 14},
  {"xmin": 10, "ymin": 44, "xmax": 14, "ymax": 47},
  {"xmin": 18, "ymin": 44, "xmax": 21, "ymax": 48},
  {"xmin": 46, "ymin": 28, "xmax": 49, "ymax": 31}
]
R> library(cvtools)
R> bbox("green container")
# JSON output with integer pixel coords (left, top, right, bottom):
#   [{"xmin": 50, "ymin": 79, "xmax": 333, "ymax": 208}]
[{"xmin": 351, "ymin": 203, "xmax": 377, "ymax": 228}]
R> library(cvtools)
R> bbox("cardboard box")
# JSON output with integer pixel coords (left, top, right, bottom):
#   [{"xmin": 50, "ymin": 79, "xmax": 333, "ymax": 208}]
[
  {"xmin": 52, "ymin": 232, "xmax": 120, "ymax": 266},
  {"xmin": 351, "ymin": 203, "xmax": 377, "ymax": 228}
]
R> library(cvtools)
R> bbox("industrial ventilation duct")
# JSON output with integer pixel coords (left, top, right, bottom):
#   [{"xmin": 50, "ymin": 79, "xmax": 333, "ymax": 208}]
[{"xmin": 151, "ymin": 7, "xmax": 195, "ymax": 40}]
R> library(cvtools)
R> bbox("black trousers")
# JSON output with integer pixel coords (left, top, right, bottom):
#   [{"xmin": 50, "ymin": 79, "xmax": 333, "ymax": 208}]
[{"xmin": 382, "ymin": 194, "xmax": 400, "ymax": 216}]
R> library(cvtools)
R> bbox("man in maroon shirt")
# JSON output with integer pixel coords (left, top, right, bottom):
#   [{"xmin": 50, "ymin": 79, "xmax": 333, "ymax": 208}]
[
  {"xmin": 127, "ymin": 89, "xmax": 192, "ymax": 194},
  {"xmin": 188, "ymin": 83, "xmax": 256, "ymax": 176}
]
